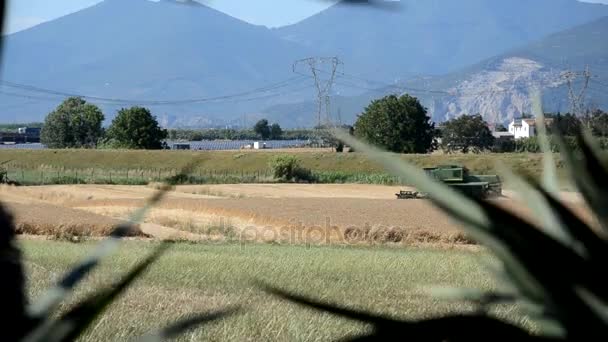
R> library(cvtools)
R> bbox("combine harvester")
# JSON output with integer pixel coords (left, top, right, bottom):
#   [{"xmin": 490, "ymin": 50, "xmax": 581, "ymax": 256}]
[{"xmin": 396, "ymin": 165, "xmax": 502, "ymax": 200}]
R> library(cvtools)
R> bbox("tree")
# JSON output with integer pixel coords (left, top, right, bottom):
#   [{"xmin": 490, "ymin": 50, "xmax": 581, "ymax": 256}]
[
  {"xmin": 40, "ymin": 97, "xmax": 104, "ymax": 148},
  {"xmin": 191, "ymin": 132, "xmax": 204, "ymax": 141},
  {"xmin": 441, "ymin": 114, "xmax": 495, "ymax": 153},
  {"xmin": 314, "ymin": 124, "xmax": 352, "ymax": 152},
  {"xmin": 353, "ymin": 94, "xmax": 437, "ymax": 153},
  {"xmin": 254, "ymin": 119, "xmax": 271, "ymax": 140},
  {"xmin": 105, "ymin": 107, "xmax": 167, "ymax": 149},
  {"xmin": 270, "ymin": 123, "xmax": 283, "ymax": 140},
  {"xmin": 550, "ymin": 113, "xmax": 581, "ymax": 136},
  {"xmin": 494, "ymin": 124, "xmax": 508, "ymax": 132},
  {"xmin": 589, "ymin": 109, "xmax": 608, "ymax": 137}
]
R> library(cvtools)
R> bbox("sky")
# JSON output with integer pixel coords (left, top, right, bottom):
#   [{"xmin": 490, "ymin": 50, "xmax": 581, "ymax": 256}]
[
  {"xmin": 3, "ymin": 0, "xmax": 608, "ymax": 34},
  {"xmin": 3, "ymin": 0, "xmax": 338, "ymax": 34}
]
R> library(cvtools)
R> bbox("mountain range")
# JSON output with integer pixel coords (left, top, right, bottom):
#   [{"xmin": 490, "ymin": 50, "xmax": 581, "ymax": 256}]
[
  {"xmin": 269, "ymin": 15, "xmax": 608, "ymax": 126},
  {"xmin": 1, "ymin": 0, "xmax": 607, "ymax": 127}
]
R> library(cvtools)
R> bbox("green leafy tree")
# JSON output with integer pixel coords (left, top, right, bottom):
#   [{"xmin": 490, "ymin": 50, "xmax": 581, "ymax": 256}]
[
  {"xmin": 353, "ymin": 94, "xmax": 437, "ymax": 153},
  {"xmin": 441, "ymin": 114, "xmax": 495, "ymax": 153},
  {"xmin": 40, "ymin": 97, "xmax": 104, "ymax": 148},
  {"xmin": 589, "ymin": 109, "xmax": 608, "ymax": 137},
  {"xmin": 105, "ymin": 107, "xmax": 168, "ymax": 149},
  {"xmin": 550, "ymin": 113, "xmax": 581, "ymax": 136},
  {"xmin": 494, "ymin": 123, "xmax": 508, "ymax": 132},
  {"xmin": 191, "ymin": 132, "xmax": 204, "ymax": 141},
  {"xmin": 270, "ymin": 123, "xmax": 283, "ymax": 140},
  {"xmin": 254, "ymin": 119, "xmax": 271, "ymax": 140}
]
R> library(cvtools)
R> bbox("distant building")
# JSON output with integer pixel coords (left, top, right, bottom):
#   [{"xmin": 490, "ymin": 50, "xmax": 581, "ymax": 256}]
[
  {"xmin": 0, "ymin": 127, "xmax": 41, "ymax": 144},
  {"xmin": 253, "ymin": 141, "xmax": 267, "ymax": 149},
  {"xmin": 18, "ymin": 127, "xmax": 41, "ymax": 136},
  {"xmin": 492, "ymin": 131, "xmax": 515, "ymax": 140},
  {"xmin": 508, "ymin": 118, "xmax": 554, "ymax": 139},
  {"xmin": 172, "ymin": 143, "xmax": 191, "ymax": 150}
]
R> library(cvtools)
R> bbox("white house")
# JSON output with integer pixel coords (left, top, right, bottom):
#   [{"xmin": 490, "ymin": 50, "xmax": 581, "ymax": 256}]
[
  {"xmin": 508, "ymin": 119, "xmax": 533, "ymax": 139},
  {"xmin": 508, "ymin": 118, "xmax": 554, "ymax": 139}
]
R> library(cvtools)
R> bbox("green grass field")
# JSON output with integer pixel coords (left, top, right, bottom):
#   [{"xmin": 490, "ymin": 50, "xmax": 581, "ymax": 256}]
[
  {"xmin": 21, "ymin": 240, "xmax": 533, "ymax": 341},
  {"xmin": 1, "ymin": 149, "xmax": 569, "ymax": 186}
]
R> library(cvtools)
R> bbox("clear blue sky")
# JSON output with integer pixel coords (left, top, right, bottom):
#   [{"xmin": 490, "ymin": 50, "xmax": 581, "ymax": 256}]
[
  {"xmin": 3, "ymin": 0, "xmax": 338, "ymax": 34},
  {"xmin": 4, "ymin": 0, "xmax": 608, "ymax": 34}
]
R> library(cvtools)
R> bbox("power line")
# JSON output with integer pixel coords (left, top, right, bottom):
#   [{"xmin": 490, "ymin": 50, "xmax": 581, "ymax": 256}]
[
  {"xmin": 591, "ymin": 79, "xmax": 608, "ymax": 88},
  {"xmin": 0, "ymin": 75, "xmax": 309, "ymax": 106},
  {"xmin": 0, "ymin": 90, "xmax": 60, "ymax": 101},
  {"xmin": 293, "ymin": 57, "xmax": 343, "ymax": 128}
]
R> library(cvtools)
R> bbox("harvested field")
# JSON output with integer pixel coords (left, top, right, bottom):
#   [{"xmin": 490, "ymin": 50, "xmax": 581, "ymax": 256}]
[
  {"xmin": 175, "ymin": 183, "xmax": 406, "ymax": 199},
  {"xmin": 4, "ymin": 202, "xmax": 144, "ymax": 238},
  {"xmin": 1, "ymin": 184, "xmax": 593, "ymax": 245}
]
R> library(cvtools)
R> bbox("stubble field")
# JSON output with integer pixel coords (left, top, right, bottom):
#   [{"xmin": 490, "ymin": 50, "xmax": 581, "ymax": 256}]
[{"xmin": 1, "ymin": 183, "xmax": 590, "ymax": 245}]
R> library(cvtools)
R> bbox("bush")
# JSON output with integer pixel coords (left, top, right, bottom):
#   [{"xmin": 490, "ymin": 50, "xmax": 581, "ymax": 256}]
[
  {"xmin": 269, "ymin": 155, "xmax": 315, "ymax": 182},
  {"xmin": 0, "ymin": 166, "xmax": 8, "ymax": 184},
  {"xmin": 491, "ymin": 139, "xmax": 516, "ymax": 153},
  {"xmin": 48, "ymin": 175, "xmax": 87, "ymax": 184}
]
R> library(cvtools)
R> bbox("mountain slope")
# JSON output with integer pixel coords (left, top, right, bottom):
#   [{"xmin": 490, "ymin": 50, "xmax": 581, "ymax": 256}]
[
  {"xmin": 265, "ymin": 15, "xmax": 608, "ymax": 126},
  {"xmin": 0, "ymin": 0, "xmax": 313, "ymax": 124},
  {"xmin": 275, "ymin": 0, "xmax": 608, "ymax": 82},
  {"xmin": 420, "ymin": 14, "xmax": 608, "ymax": 123}
]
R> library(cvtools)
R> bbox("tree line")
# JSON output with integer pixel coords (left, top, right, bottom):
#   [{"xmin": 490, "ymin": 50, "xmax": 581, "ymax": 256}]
[
  {"xmin": 40, "ymin": 97, "xmax": 167, "ymax": 149},
  {"xmin": 35, "ymin": 95, "xmax": 608, "ymax": 153},
  {"xmin": 350, "ymin": 94, "xmax": 608, "ymax": 154},
  {"xmin": 167, "ymin": 127, "xmax": 314, "ymax": 141},
  {"xmin": 39, "ymin": 97, "xmax": 319, "ymax": 149}
]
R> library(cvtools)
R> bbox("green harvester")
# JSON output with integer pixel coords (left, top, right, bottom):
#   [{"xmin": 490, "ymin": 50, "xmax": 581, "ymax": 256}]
[{"xmin": 396, "ymin": 165, "xmax": 502, "ymax": 200}]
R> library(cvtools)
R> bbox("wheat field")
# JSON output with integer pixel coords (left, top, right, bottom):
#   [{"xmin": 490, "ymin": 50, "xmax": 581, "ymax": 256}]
[{"xmin": 1, "ymin": 183, "xmax": 591, "ymax": 246}]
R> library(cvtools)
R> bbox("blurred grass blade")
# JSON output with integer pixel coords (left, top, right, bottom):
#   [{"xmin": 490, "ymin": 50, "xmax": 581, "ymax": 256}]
[
  {"xmin": 333, "ymin": 129, "xmax": 545, "ymax": 301},
  {"xmin": 135, "ymin": 307, "xmax": 240, "ymax": 342},
  {"xmin": 422, "ymin": 286, "xmax": 517, "ymax": 305},
  {"xmin": 260, "ymin": 282, "xmax": 536, "ymax": 340},
  {"xmin": 25, "ymin": 223, "xmax": 135, "ymax": 321},
  {"xmin": 494, "ymin": 162, "xmax": 573, "ymax": 248},
  {"xmin": 26, "ymin": 162, "xmax": 198, "ymax": 321},
  {"xmin": 469, "ymin": 198, "xmax": 608, "ymax": 336},
  {"xmin": 531, "ymin": 182, "xmax": 608, "ymax": 264},
  {"xmin": 531, "ymin": 89, "xmax": 559, "ymax": 194},
  {"xmin": 258, "ymin": 281, "xmax": 402, "ymax": 325},
  {"xmin": 576, "ymin": 288, "xmax": 608, "ymax": 325},
  {"xmin": 333, "ymin": 129, "xmax": 488, "ymax": 228},
  {"xmin": 335, "ymin": 129, "xmax": 608, "ymax": 336},
  {"xmin": 555, "ymin": 128, "xmax": 608, "ymax": 234},
  {"xmin": 27, "ymin": 197, "xmax": 165, "ymax": 319},
  {"xmin": 0, "ymin": 203, "xmax": 31, "ymax": 341},
  {"xmin": 36, "ymin": 243, "xmax": 169, "ymax": 342}
]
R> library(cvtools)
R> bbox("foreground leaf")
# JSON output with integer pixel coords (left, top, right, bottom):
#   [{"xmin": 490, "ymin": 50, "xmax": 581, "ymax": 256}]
[
  {"xmin": 135, "ymin": 307, "xmax": 240, "ymax": 342},
  {"xmin": 259, "ymin": 283, "xmax": 546, "ymax": 341},
  {"xmin": 39, "ymin": 243, "xmax": 169, "ymax": 342}
]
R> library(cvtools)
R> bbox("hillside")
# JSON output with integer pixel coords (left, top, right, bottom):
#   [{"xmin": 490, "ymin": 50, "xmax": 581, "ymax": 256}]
[
  {"xmin": 0, "ymin": 0, "xmax": 313, "ymax": 125},
  {"xmin": 266, "ymin": 15, "xmax": 608, "ymax": 126},
  {"xmin": 275, "ymin": 0, "xmax": 608, "ymax": 82},
  {"xmin": 1, "ymin": 0, "xmax": 607, "ymax": 127}
]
